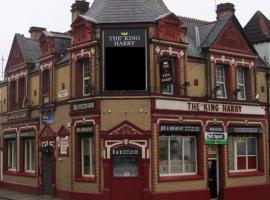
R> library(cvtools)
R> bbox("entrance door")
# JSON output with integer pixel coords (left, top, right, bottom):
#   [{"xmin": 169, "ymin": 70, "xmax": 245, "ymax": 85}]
[
  {"xmin": 111, "ymin": 147, "xmax": 142, "ymax": 200},
  {"xmin": 208, "ymin": 159, "xmax": 218, "ymax": 199},
  {"xmin": 42, "ymin": 152, "xmax": 52, "ymax": 196}
]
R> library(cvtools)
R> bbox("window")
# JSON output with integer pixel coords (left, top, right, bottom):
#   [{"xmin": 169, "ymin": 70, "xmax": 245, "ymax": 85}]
[
  {"xmin": 229, "ymin": 137, "xmax": 257, "ymax": 172},
  {"xmin": 81, "ymin": 136, "xmax": 94, "ymax": 176},
  {"xmin": 18, "ymin": 78, "xmax": 26, "ymax": 108},
  {"xmin": 159, "ymin": 136, "xmax": 196, "ymax": 176},
  {"xmin": 7, "ymin": 140, "xmax": 17, "ymax": 170},
  {"xmin": 42, "ymin": 70, "xmax": 50, "ymax": 103},
  {"xmin": 82, "ymin": 60, "xmax": 90, "ymax": 96},
  {"xmin": 24, "ymin": 140, "xmax": 35, "ymax": 172},
  {"xmin": 216, "ymin": 65, "xmax": 227, "ymax": 98},
  {"xmin": 9, "ymin": 81, "xmax": 17, "ymax": 109},
  {"xmin": 236, "ymin": 68, "xmax": 246, "ymax": 100},
  {"xmin": 160, "ymin": 58, "xmax": 174, "ymax": 95}
]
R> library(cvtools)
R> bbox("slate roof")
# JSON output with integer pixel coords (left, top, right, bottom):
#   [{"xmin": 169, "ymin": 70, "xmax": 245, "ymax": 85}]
[
  {"xmin": 42, "ymin": 31, "xmax": 71, "ymax": 55},
  {"xmin": 15, "ymin": 34, "xmax": 41, "ymax": 65},
  {"xmin": 84, "ymin": 0, "xmax": 171, "ymax": 24},
  {"xmin": 244, "ymin": 11, "xmax": 270, "ymax": 44}
]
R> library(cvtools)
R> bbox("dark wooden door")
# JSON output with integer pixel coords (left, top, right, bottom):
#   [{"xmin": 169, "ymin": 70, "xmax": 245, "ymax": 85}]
[
  {"xmin": 42, "ymin": 152, "xmax": 52, "ymax": 196},
  {"xmin": 208, "ymin": 159, "xmax": 218, "ymax": 199},
  {"xmin": 111, "ymin": 155, "xmax": 142, "ymax": 200}
]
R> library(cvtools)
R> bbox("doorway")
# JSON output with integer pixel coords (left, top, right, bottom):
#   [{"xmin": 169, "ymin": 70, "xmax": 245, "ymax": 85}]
[
  {"xmin": 41, "ymin": 151, "xmax": 53, "ymax": 196},
  {"xmin": 110, "ymin": 146, "xmax": 142, "ymax": 200},
  {"xmin": 208, "ymin": 145, "xmax": 219, "ymax": 199}
]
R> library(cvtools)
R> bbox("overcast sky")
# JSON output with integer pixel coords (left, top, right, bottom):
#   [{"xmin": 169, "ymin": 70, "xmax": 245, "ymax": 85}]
[{"xmin": 0, "ymin": 0, "xmax": 270, "ymax": 75}]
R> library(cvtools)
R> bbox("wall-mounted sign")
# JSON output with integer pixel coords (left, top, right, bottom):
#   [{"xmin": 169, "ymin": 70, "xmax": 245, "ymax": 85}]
[
  {"xmin": 42, "ymin": 112, "xmax": 54, "ymax": 124},
  {"xmin": 205, "ymin": 126, "xmax": 227, "ymax": 145},
  {"xmin": 111, "ymin": 148, "xmax": 140, "ymax": 156},
  {"xmin": 160, "ymin": 124, "xmax": 201, "ymax": 133},
  {"xmin": 103, "ymin": 29, "xmax": 146, "ymax": 47},
  {"xmin": 8, "ymin": 111, "xmax": 28, "ymax": 121},
  {"xmin": 60, "ymin": 136, "xmax": 69, "ymax": 155},
  {"xmin": 228, "ymin": 126, "xmax": 261, "ymax": 134},
  {"xmin": 160, "ymin": 59, "xmax": 173, "ymax": 83},
  {"xmin": 20, "ymin": 131, "xmax": 36, "ymax": 138},
  {"xmin": 156, "ymin": 99, "xmax": 266, "ymax": 116},
  {"xmin": 58, "ymin": 90, "xmax": 68, "ymax": 99},
  {"xmin": 76, "ymin": 126, "xmax": 93, "ymax": 134},
  {"xmin": 72, "ymin": 101, "xmax": 95, "ymax": 112}
]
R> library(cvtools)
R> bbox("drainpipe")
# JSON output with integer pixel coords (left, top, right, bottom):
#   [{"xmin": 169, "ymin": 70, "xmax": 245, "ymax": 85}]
[{"xmin": 266, "ymin": 64, "xmax": 270, "ymax": 184}]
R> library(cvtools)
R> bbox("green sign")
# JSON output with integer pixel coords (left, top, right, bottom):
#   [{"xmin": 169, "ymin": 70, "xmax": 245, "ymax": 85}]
[{"xmin": 205, "ymin": 131, "xmax": 227, "ymax": 145}]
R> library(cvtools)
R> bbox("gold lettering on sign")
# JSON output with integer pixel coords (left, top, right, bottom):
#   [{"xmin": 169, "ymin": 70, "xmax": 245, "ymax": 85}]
[{"xmin": 187, "ymin": 102, "xmax": 242, "ymax": 114}]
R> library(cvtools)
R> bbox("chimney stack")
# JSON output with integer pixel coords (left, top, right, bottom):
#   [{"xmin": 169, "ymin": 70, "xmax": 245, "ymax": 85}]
[
  {"xmin": 71, "ymin": 0, "xmax": 90, "ymax": 23},
  {"xmin": 216, "ymin": 3, "xmax": 235, "ymax": 20},
  {"xmin": 29, "ymin": 26, "xmax": 46, "ymax": 40}
]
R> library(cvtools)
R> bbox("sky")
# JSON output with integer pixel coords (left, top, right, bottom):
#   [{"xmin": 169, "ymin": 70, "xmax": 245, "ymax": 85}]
[{"xmin": 0, "ymin": 0, "xmax": 270, "ymax": 76}]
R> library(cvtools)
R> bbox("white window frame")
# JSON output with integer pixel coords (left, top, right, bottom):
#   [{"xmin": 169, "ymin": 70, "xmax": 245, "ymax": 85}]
[
  {"xmin": 159, "ymin": 136, "xmax": 197, "ymax": 176},
  {"xmin": 229, "ymin": 137, "xmax": 258, "ymax": 173},
  {"xmin": 216, "ymin": 65, "xmax": 227, "ymax": 98},
  {"xmin": 7, "ymin": 140, "xmax": 17, "ymax": 171},
  {"xmin": 81, "ymin": 136, "xmax": 94, "ymax": 177},
  {"xmin": 24, "ymin": 139, "xmax": 35, "ymax": 173},
  {"xmin": 236, "ymin": 68, "xmax": 246, "ymax": 100},
  {"xmin": 82, "ymin": 60, "xmax": 90, "ymax": 96}
]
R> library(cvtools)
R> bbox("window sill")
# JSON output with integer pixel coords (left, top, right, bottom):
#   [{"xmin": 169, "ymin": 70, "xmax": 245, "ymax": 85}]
[
  {"xmin": 3, "ymin": 170, "xmax": 17, "ymax": 176},
  {"xmin": 75, "ymin": 176, "xmax": 96, "ymax": 183},
  {"xmin": 3, "ymin": 171, "xmax": 36, "ymax": 177},
  {"xmin": 159, "ymin": 174, "xmax": 203, "ymax": 182},
  {"xmin": 228, "ymin": 171, "xmax": 264, "ymax": 178}
]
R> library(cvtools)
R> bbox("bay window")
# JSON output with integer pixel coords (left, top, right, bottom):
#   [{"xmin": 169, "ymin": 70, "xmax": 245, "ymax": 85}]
[
  {"xmin": 229, "ymin": 137, "xmax": 257, "ymax": 172},
  {"xmin": 236, "ymin": 68, "xmax": 246, "ymax": 100},
  {"xmin": 159, "ymin": 136, "xmax": 197, "ymax": 176},
  {"xmin": 216, "ymin": 65, "xmax": 227, "ymax": 98}
]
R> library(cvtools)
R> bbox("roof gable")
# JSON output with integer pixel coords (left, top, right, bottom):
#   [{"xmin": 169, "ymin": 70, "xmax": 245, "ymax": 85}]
[
  {"xmin": 6, "ymin": 35, "xmax": 25, "ymax": 71},
  {"xmin": 213, "ymin": 19, "xmax": 254, "ymax": 55},
  {"xmin": 244, "ymin": 11, "xmax": 270, "ymax": 44}
]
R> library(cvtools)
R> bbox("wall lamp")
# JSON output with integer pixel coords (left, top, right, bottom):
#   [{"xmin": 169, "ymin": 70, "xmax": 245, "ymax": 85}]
[{"xmin": 182, "ymin": 81, "xmax": 190, "ymax": 96}]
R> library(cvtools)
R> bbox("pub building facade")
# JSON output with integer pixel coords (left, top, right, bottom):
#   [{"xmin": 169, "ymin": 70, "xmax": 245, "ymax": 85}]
[{"xmin": 0, "ymin": 0, "xmax": 270, "ymax": 200}]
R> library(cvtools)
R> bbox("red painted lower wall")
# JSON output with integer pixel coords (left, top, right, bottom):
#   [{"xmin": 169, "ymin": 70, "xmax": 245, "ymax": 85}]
[
  {"xmin": 56, "ymin": 189, "xmax": 103, "ymax": 200},
  {"xmin": 0, "ymin": 181, "xmax": 39, "ymax": 195},
  {"xmin": 152, "ymin": 188, "xmax": 210, "ymax": 200},
  {"xmin": 221, "ymin": 183, "xmax": 270, "ymax": 200}
]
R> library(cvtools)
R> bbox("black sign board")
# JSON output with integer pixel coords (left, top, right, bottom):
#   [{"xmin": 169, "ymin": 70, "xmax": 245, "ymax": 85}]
[
  {"xmin": 103, "ymin": 29, "xmax": 146, "ymax": 47},
  {"xmin": 20, "ymin": 131, "xmax": 36, "ymax": 138},
  {"xmin": 207, "ymin": 126, "xmax": 224, "ymax": 133},
  {"xmin": 228, "ymin": 126, "xmax": 261, "ymax": 134},
  {"xmin": 160, "ymin": 59, "xmax": 173, "ymax": 83},
  {"xmin": 4, "ymin": 133, "xmax": 17, "ymax": 139},
  {"xmin": 76, "ymin": 126, "xmax": 94, "ymax": 134},
  {"xmin": 72, "ymin": 101, "xmax": 95, "ymax": 112},
  {"xmin": 111, "ymin": 147, "xmax": 140, "ymax": 156},
  {"xmin": 160, "ymin": 124, "xmax": 201, "ymax": 133}
]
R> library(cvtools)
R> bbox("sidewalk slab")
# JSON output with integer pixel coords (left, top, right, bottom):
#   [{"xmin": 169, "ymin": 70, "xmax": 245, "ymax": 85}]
[{"xmin": 0, "ymin": 189, "xmax": 62, "ymax": 200}]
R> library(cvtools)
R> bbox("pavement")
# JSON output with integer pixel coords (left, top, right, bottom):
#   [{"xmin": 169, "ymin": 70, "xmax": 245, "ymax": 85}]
[{"xmin": 0, "ymin": 189, "xmax": 62, "ymax": 200}]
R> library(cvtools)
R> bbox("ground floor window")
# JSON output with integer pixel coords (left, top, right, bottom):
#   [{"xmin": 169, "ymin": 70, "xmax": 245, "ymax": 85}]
[
  {"xmin": 24, "ymin": 139, "xmax": 35, "ymax": 172},
  {"xmin": 7, "ymin": 140, "xmax": 17, "ymax": 170},
  {"xmin": 159, "ymin": 136, "xmax": 197, "ymax": 176},
  {"xmin": 81, "ymin": 136, "xmax": 95, "ymax": 176},
  {"xmin": 228, "ymin": 137, "xmax": 257, "ymax": 172}
]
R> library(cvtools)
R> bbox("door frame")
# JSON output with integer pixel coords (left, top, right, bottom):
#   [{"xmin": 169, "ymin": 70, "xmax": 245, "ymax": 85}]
[{"xmin": 208, "ymin": 152, "xmax": 219, "ymax": 199}]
